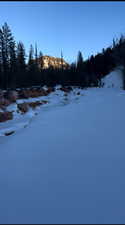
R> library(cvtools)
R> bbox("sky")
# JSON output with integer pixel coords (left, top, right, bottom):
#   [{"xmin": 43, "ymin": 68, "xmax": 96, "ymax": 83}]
[{"xmin": 0, "ymin": 1, "xmax": 125, "ymax": 63}]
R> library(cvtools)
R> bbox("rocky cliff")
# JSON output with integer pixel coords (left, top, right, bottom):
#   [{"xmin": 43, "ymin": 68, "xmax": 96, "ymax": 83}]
[{"xmin": 38, "ymin": 55, "xmax": 69, "ymax": 69}]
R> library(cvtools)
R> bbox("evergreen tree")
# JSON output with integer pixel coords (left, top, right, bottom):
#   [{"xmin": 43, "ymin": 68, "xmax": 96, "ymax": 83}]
[
  {"xmin": 17, "ymin": 41, "xmax": 26, "ymax": 72},
  {"xmin": 34, "ymin": 43, "xmax": 39, "ymax": 70},
  {"xmin": 9, "ymin": 40, "xmax": 17, "ymax": 88},
  {"xmin": 61, "ymin": 50, "xmax": 63, "ymax": 70},
  {"xmin": 28, "ymin": 44, "xmax": 37, "ymax": 85},
  {"xmin": 0, "ymin": 29, "xmax": 3, "ymax": 87},
  {"xmin": 28, "ymin": 44, "xmax": 34, "ymax": 71},
  {"xmin": 39, "ymin": 51, "xmax": 43, "ymax": 70},
  {"xmin": 77, "ymin": 51, "xmax": 84, "ymax": 71},
  {"xmin": 0, "ymin": 22, "xmax": 15, "ymax": 89},
  {"xmin": 17, "ymin": 41, "xmax": 26, "ymax": 86}
]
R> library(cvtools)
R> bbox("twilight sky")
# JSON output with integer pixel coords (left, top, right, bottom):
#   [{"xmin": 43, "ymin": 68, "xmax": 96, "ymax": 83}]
[{"xmin": 0, "ymin": 1, "xmax": 125, "ymax": 63}]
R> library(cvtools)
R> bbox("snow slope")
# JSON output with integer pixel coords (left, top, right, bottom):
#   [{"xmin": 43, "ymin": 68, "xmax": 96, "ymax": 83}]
[
  {"xmin": 102, "ymin": 67, "xmax": 123, "ymax": 89},
  {"xmin": 0, "ymin": 86, "xmax": 125, "ymax": 223}
]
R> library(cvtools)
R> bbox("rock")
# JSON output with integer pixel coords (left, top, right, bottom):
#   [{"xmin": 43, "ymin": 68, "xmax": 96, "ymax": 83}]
[
  {"xmin": 28, "ymin": 101, "xmax": 42, "ymax": 109},
  {"xmin": 67, "ymin": 86, "xmax": 73, "ymax": 91},
  {"xmin": 28, "ymin": 100, "xmax": 48, "ymax": 109},
  {"xmin": 7, "ymin": 91, "xmax": 18, "ymax": 102},
  {"xmin": 0, "ymin": 111, "xmax": 13, "ymax": 122},
  {"xmin": 60, "ymin": 87, "xmax": 70, "ymax": 93},
  {"xmin": 41, "ymin": 100, "xmax": 48, "ymax": 104},
  {"xmin": 17, "ymin": 103, "xmax": 29, "ymax": 114},
  {"xmin": 0, "ymin": 98, "xmax": 10, "ymax": 107},
  {"xmin": 18, "ymin": 90, "xmax": 29, "ymax": 99},
  {"xmin": 38, "ymin": 55, "xmax": 69, "ymax": 69},
  {"xmin": 46, "ymin": 87, "xmax": 55, "ymax": 94},
  {"xmin": 4, "ymin": 131, "xmax": 15, "ymax": 136}
]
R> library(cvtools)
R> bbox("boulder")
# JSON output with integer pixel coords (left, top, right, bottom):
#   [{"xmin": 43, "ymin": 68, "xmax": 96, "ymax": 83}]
[
  {"xmin": 17, "ymin": 103, "xmax": 29, "ymax": 114},
  {"xmin": 0, "ymin": 111, "xmax": 13, "ymax": 122},
  {"xmin": 7, "ymin": 91, "xmax": 18, "ymax": 102}
]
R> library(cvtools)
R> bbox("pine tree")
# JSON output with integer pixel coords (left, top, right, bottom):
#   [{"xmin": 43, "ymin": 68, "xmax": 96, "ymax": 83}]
[
  {"xmin": 0, "ymin": 22, "xmax": 15, "ymax": 89},
  {"xmin": 28, "ymin": 44, "xmax": 34, "ymax": 71},
  {"xmin": 9, "ymin": 40, "xmax": 17, "ymax": 88},
  {"xmin": 9, "ymin": 41, "xmax": 17, "ymax": 73},
  {"xmin": 17, "ymin": 41, "xmax": 26, "ymax": 72},
  {"xmin": 28, "ymin": 44, "xmax": 37, "ymax": 85},
  {"xmin": 34, "ymin": 43, "xmax": 39, "ymax": 70},
  {"xmin": 33, "ymin": 43, "xmax": 40, "ymax": 85},
  {"xmin": 0, "ymin": 29, "xmax": 3, "ymax": 87},
  {"xmin": 17, "ymin": 41, "xmax": 26, "ymax": 86},
  {"xmin": 77, "ymin": 51, "xmax": 83, "ymax": 71},
  {"xmin": 61, "ymin": 50, "xmax": 63, "ymax": 70},
  {"xmin": 39, "ymin": 51, "xmax": 43, "ymax": 70}
]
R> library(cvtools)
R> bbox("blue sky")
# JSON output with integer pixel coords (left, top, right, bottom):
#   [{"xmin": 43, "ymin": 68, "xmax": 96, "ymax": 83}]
[{"xmin": 0, "ymin": 1, "xmax": 125, "ymax": 63}]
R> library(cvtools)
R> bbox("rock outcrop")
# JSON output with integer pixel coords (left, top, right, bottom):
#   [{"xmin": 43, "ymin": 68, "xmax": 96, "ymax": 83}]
[{"xmin": 38, "ymin": 55, "xmax": 69, "ymax": 69}]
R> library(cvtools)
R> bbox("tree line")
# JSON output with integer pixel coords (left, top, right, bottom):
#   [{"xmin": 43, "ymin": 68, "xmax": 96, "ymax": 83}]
[{"xmin": 0, "ymin": 22, "xmax": 125, "ymax": 90}]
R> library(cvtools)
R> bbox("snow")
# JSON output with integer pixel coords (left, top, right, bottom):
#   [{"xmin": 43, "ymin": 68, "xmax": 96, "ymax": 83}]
[
  {"xmin": 0, "ymin": 70, "xmax": 125, "ymax": 223},
  {"xmin": 102, "ymin": 67, "xmax": 123, "ymax": 89},
  {"xmin": 0, "ymin": 88, "xmax": 82, "ymax": 137}
]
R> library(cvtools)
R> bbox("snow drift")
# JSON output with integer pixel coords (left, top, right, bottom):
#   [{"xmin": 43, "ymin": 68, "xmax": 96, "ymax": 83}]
[{"xmin": 102, "ymin": 67, "xmax": 123, "ymax": 89}]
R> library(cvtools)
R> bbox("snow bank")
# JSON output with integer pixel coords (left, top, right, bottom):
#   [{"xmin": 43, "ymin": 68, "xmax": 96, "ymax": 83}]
[
  {"xmin": 0, "ymin": 88, "xmax": 82, "ymax": 136},
  {"xmin": 102, "ymin": 68, "xmax": 123, "ymax": 89}
]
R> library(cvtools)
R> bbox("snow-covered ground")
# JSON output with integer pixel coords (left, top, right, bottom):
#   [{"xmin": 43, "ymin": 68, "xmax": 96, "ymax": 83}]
[
  {"xmin": 102, "ymin": 67, "xmax": 123, "ymax": 89},
  {"xmin": 0, "ymin": 70, "xmax": 125, "ymax": 223},
  {"xmin": 0, "ymin": 86, "xmax": 82, "ymax": 136}
]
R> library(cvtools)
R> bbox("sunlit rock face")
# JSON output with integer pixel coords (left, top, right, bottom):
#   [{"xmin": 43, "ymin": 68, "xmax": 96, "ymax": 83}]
[{"xmin": 38, "ymin": 55, "xmax": 69, "ymax": 69}]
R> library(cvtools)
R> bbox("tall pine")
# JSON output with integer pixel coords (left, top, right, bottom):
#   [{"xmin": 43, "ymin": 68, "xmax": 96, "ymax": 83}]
[
  {"xmin": 0, "ymin": 22, "xmax": 15, "ymax": 89},
  {"xmin": 17, "ymin": 41, "xmax": 26, "ymax": 86}
]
